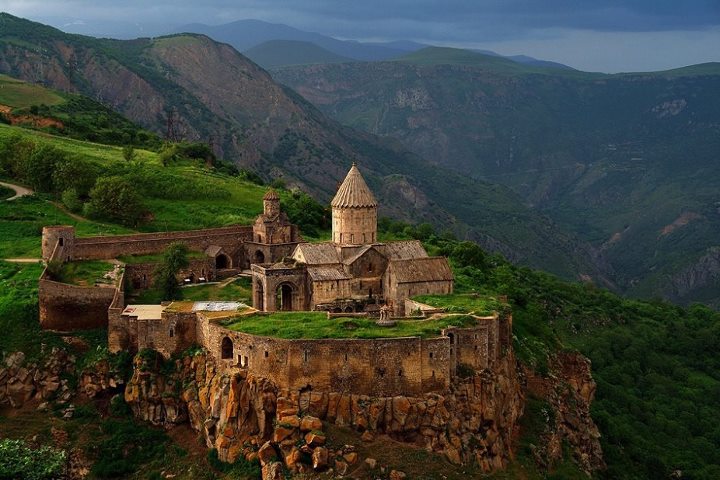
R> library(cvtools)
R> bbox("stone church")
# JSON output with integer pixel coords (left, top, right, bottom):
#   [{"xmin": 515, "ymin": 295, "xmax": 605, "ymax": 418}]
[{"xmin": 252, "ymin": 164, "xmax": 454, "ymax": 316}]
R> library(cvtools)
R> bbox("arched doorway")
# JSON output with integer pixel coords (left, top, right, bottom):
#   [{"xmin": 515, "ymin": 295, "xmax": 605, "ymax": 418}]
[
  {"xmin": 276, "ymin": 283, "xmax": 294, "ymax": 311},
  {"xmin": 221, "ymin": 337, "xmax": 233, "ymax": 359},
  {"xmin": 344, "ymin": 306, "xmax": 354, "ymax": 313},
  {"xmin": 253, "ymin": 250, "xmax": 265, "ymax": 264},
  {"xmin": 216, "ymin": 253, "xmax": 231, "ymax": 269},
  {"xmin": 255, "ymin": 281, "xmax": 265, "ymax": 311}
]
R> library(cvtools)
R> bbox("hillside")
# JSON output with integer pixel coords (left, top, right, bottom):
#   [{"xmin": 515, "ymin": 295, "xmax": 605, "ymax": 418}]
[
  {"xmin": 0, "ymin": 13, "xmax": 609, "ymax": 283},
  {"xmin": 0, "ymin": 124, "xmax": 719, "ymax": 478},
  {"xmin": 273, "ymin": 50, "xmax": 720, "ymax": 307},
  {"xmin": 243, "ymin": 40, "xmax": 353, "ymax": 69}
]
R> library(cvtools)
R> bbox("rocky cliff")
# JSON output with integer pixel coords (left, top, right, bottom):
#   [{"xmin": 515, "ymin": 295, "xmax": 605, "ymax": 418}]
[{"xmin": 124, "ymin": 349, "xmax": 604, "ymax": 477}]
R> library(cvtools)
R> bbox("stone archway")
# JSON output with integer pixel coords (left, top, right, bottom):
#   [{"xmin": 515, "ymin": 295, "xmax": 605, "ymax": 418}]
[
  {"xmin": 255, "ymin": 281, "xmax": 265, "ymax": 311},
  {"xmin": 253, "ymin": 250, "xmax": 265, "ymax": 264},
  {"xmin": 221, "ymin": 337, "xmax": 233, "ymax": 359},
  {"xmin": 216, "ymin": 253, "xmax": 231, "ymax": 269},
  {"xmin": 276, "ymin": 283, "xmax": 294, "ymax": 311}
]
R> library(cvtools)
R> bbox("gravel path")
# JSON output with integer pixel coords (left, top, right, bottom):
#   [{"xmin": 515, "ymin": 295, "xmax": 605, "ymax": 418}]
[{"xmin": 0, "ymin": 181, "xmax": 33, "ymax": 200}]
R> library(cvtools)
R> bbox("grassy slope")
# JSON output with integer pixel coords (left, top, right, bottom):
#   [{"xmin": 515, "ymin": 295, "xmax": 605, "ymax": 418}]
[{"xmin": 0, "ymin": 74, "xmax": 64, "ymax": 107}]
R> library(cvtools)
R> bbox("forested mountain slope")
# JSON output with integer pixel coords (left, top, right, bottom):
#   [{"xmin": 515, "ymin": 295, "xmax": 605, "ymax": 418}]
[
  {"xmin": 0, "ymin": 14, "xmax": 608, "ymax": 282},
  {"xmin": 273, "ymin": 47, "xmax": 720, "ymax": 306}
]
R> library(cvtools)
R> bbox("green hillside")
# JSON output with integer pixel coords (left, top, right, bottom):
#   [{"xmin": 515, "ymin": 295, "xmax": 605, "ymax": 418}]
[
  {"xmin": 244, "ymin": 39, "xmax": 354, "ymax": 69},
  {"xmin": 273, "ymin": 55, "xmax": 720, "ymax": 307},
  {"xmin": 398, "ymin": 46, "xmax": 533, "ymax": 73},
  {"xmin": 0, "ymin": 74, "xmax": 64, "ymax": 107}
]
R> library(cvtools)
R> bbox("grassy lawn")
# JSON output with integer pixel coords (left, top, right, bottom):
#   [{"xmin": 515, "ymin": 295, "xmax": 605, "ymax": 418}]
[
  {"xmin": 223, "ymin": 311, "xmax": 478, "ymax": 339},
  {"xmin": 0, "ymin": 74, "xmax": 64, "ymax": 108},
  {"xmin": 52, "ymin": 260, "xmax": 116, "ymax": 286},
  {"xmin": 413, "ymin": 293, "xmax": 502, "ymax": 315},
  {"xmin": 181, "ymin": 277, "xmax": 252, "ymax": 302}
]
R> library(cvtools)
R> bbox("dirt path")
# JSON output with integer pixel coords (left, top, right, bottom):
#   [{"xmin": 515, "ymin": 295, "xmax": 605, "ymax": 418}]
[
  {"xmin": 0, "ymin": 181, "xmax": 33, "ymax": 200},
  {"xmin": 3, "ymin": 258, "xmax": 42, "ymax": 263}
]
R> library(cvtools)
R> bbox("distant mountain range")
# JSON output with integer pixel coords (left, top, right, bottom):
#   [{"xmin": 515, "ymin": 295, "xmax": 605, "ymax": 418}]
[
  {"xmin": 172, "ymin": 19, "xmax": 573, "ymax": 70},
  {"xmin": 0, "ymin": 12, "xmax": 604, "ymax": 285},
  {"xmin": 273, "ymin": 47, "xmax": 720, "ymax": 307}
]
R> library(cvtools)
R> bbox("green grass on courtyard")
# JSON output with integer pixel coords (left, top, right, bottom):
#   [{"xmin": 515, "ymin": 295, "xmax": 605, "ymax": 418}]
[
  {"xmin": 52, "ymin": 260, "xmax": 117, "ymax": 286},
  {"xmin": 413, "ymin": 293, "xmax": 503, "ymax": 315},
  {"xmin": 222, "ymin": 311, "xmax": 479, "ymax": 339},
  {"xmin": 129, "ymin": 277, "xmax": 252, "ymax": 304}
]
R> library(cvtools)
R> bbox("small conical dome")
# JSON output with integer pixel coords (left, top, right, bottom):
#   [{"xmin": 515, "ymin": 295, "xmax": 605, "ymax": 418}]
[
  {"xmin": 331, "ymin": 163, "xmax": 377, "ymax": 208},
  {"xmin": 263, "ymin": 189, "xmax": 280, "ymax": 201}
]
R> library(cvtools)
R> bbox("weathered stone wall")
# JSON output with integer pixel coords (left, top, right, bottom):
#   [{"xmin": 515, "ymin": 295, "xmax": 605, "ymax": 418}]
[
  {"xmin": 310, "ymin": 279, "xmax": 352, "ymax": 305},
  {"xmin": 202, "ymin": 316, "xmax": 453, "ymax": 397},
  {"xmin": 38, "ymin": 277, "xmax": 117, "ymax": 330},
  {"xmin": 385, "ymin": 279, "xmax": 453, "ymax": 315},
  {"xmin": 124, "ymin": 257, "xmax": 216, "ymax": 290},
  {"xmin": 72, "ymin": 226, "xmax": 253, "ymax": 266},
  {"xmin": 332, "ymin": 206, "xmax": 377, "ymax": 244}
]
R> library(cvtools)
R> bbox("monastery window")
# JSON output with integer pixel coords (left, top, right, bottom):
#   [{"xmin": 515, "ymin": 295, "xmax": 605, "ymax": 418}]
[
  {"xmin": 344, "ymin": 353, "xmax": 348, "ymax": 362},
  {"xmin": 169, "ymin": 328, "xmax": 174, "ymax": 338},
  {"xmin": 431, "ymin": 370, "xmax": 435, "ymax": 377},
  {"xmin": 363, "ymin": 233, "xmax": 366, "ymax": 243},
  {"xmin": 377, "ymin": 367, "xmax": 386, "ymax": 378},
  {"xmin": 368, "ymin": 263, "xmax": 373, "ymax": 273},
  {"xmin": 398, "ymin": 369, "xmax": 403, "ymax": 377},
  {"xmin": 429, "ymin": 352, "xmax": 433, "ymax": 359},
  {"xmin": 264, "ymin": 351, "xmax": 269, "ymax": 358},
  {"xmin": 304, "ymin": 350, "xmax": 309, "ymax": 362},
  {"xmin": 59, "ymin": 238, "xmax": 64, "ymax": 246},
  {"xmin": 221, "ymin": 337, "xmax": 233, "ymax": 360},
  {"xmin": 351, "ymin": 234, "xmax": 355, "ymax": 243}
]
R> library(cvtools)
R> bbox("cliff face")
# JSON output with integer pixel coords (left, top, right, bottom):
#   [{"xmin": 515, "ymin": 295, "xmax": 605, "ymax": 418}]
[
  {"xmin": 125, "ymin": 352, "xmax": 522, "ymax": 472},
  {"xmin": 124, "ymin": 350, "xmax": 604, "ymax": 476}
]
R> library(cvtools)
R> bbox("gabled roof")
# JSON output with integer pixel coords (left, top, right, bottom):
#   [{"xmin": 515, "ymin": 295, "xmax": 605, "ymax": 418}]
[
  {"xmin": 263, "ymin": 189, "xmax": 280, "ymax": 200},
  {"xmin": 382, "ymin": 240, "xmax": 429, "ymax": 260},
  {"xmin": 307, "ymin": 266, "xmax": 352, "ymax": 281},
  {"xmin": 342, "ymin": 245, "xmax": 374, "ymax": 265},
  {"xmin": 331, "ymin": 163, "xmax": 378, "ymax": 208},
  {"xmin": 388, "ymin": 257, "xmax": 454, "ymax": 283},
  {"xmin": 293, "ymin": 242, "xmax": 339, "ymax": 265},
  {"xmin": 205, "ymin": 245, "xmax": 224, "ymax": 257}
]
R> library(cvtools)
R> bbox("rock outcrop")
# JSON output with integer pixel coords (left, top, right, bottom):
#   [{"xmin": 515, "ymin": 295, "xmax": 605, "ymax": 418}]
[
  {"xmin": 0, "ymin": 349, "xmax": 74, "ymax": 408},
  {"xmin": 125, "ymin": 351, "xmax": 525, "ymax": 473}
]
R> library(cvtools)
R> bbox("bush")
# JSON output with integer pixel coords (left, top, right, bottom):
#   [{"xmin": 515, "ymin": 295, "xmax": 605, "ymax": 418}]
[
  {"xmin": 61, "ymin": 188, "xmax": 82, "ymax": 213},
  {"xmin": 0, "ymin": 438, "xmax": 67, "ymax": 480},
  {"xmin": 91, "ymin": 419, "xmax": 168, "ymax": 478},
  {"xmin": 153, "ymin": 242, "xmax": 189, "ymax": 300},
  {"xmin": 86, "ymin": 176, "xmax": 146, "ymax": 227}
]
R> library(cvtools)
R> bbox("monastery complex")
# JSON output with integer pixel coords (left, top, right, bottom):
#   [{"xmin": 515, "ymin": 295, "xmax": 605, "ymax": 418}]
[{"xmin": 37, "ymin": 164, "xmax": 512, "ymax": 396}]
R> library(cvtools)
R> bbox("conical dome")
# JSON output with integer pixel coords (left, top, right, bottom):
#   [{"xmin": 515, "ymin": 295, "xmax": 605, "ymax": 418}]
[
  {"xmin": 331, "ymin": 164, "xmax": 378, "ymax": 208},
  {"xmin": 263, "ymin": 189, "xmax": 280, "ymax": 201}
]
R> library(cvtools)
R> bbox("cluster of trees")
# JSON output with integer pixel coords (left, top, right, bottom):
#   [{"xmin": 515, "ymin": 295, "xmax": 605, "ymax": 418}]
[{"xmin": 416, "ymin": 228, "xmax": 720, "ymax": 479}]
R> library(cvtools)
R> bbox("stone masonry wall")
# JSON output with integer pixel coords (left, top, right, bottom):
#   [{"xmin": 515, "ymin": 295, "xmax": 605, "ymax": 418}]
[{"xmin": 38, "ymin": 278, "xmax": 117, "ymax": 330}]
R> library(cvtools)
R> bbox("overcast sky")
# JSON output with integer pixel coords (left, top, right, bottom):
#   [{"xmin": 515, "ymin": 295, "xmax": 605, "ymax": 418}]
[{"xmin": 2, "ymin": 0, "xmax": 719, "ymax": 72}]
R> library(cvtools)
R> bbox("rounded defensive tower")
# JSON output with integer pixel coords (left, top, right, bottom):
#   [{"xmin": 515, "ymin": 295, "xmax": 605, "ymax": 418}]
[
  {"xmin": 331, "ymin": 163, "xmax": 378, "ymax": 245},
  {"xmin": 41, "ymin": 225, "xmax": 76, "ymax": 262}
]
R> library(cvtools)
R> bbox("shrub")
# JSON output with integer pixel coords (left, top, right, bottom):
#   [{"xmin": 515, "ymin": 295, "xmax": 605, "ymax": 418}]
[
  {"xmin": 0, "ymin": 438, "xmax": 67, "ymax": 480},
  {"xmin": 61, "ymin": 188, "xmax": 82, "ymax": 213},
  {"xmin": 86, "ymin": 176, "xmax": 146, "ymax": 227},
  {"xmin": 153, "ymin": 242, "xmax": 189, "ymax": 300},
  {"xmin": 91, "ymin": 419, "xmax": 168, "ymax": 478}
]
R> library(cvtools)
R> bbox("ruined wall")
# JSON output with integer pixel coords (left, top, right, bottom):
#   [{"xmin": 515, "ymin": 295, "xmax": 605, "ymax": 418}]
[
  {"xmin": 72, "ymin": 226, "xmax": 253, "ymax": 265},
  {"xmin": 136, "ymin": 311, "xmax": 197, "ymax": 358},
  {"xmin": 38, "ymin": 278, "xmax": 116, "ymax": 330},
  {"xmin": 124, "ymin": 258, "xmax": 216, "ymax": 290}
]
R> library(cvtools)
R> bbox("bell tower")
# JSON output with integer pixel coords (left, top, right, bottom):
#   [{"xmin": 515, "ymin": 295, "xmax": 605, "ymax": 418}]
[{"xmin": 331, "ymin": 163, "xmax": 378, "ymax": 245}]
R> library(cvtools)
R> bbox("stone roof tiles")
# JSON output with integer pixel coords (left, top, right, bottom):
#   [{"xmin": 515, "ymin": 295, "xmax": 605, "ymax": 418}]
[
  {"xmin": 263, "ymin": 189, "xmax": 280, "ymax": 200},
  {"xmin": 330, "ymin": 164, "xmax": 378, "ymax": 209},
  {"xmin": 307, "ymin": 266, "xmax": 352, "ymax": 281},
  {"xmin": 381, "ymin": 240, "xmax": 429, "ymax": 260},
  {"xmin": 388, "ymin": 257, "xmax": 454, "ymax": 283},
  {"xmin": 293, "ymin": 242, "xmax": 340, "ymax": 265}
]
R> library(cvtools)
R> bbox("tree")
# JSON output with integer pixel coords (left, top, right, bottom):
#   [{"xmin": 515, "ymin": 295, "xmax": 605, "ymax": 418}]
[
  {"xmin": 61, "ymin": 188, "xmax": 82, "ymax": 213},
  {"xmin": 122, "ymin": 145, "xmax": 136, "ymax": 162},
  {"xmin": 25, "ymin": 144, "xmax": 64, "ymax": 192},
  {"xmin": 153, "ymin": 242, "xmax": 189, "ymax": 300},
  {"xmin": 85, "ymin": 176, "xmax": 146, "ymax": 226},
  {"xmin": 53, "ymin": 156, "xmax": 97, "ymax": 196}
]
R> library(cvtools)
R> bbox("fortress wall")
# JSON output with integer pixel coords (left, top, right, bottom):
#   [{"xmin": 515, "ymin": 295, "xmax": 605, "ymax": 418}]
[
  {"xmin": 39, "ymin": 279, "xmax": 116, "ymax": 330},
  {"xmin": 135, "ymin": 311, "xmax": 197, "ymax": 358},
  {"xmin": 108, "ymin": 271, "xmax": 127, "ymax": 353},
  {"xmin": 204, "ymin": 320, "xmax": 452, "ymax": 396},
  {"xmin": 445, "ymin": 319, "xmax": 497, "ymax": 371},
  {"xmin": 124, "ymin": 257, "xmax": 216, "ymax": 290},
  {"xmin": 73, "ymin": 226, "xmax": 253, "ymax": 263}
]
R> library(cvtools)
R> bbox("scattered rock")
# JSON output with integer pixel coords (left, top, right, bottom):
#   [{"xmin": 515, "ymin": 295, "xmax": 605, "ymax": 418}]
[
  {"xmin": 300, "ymin": 415, "xmax": 322, "ymax": 432},
  {"xmin": 389, "ymin": 469, "xmax": 407, "ymax": 480},
  {"xmin": 312, "ymin": 446, "xmax": 329, "ymax": 470},
  {"xmin": 365, "ymin": 458, "xmax": 377, "ymax": 469}
]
